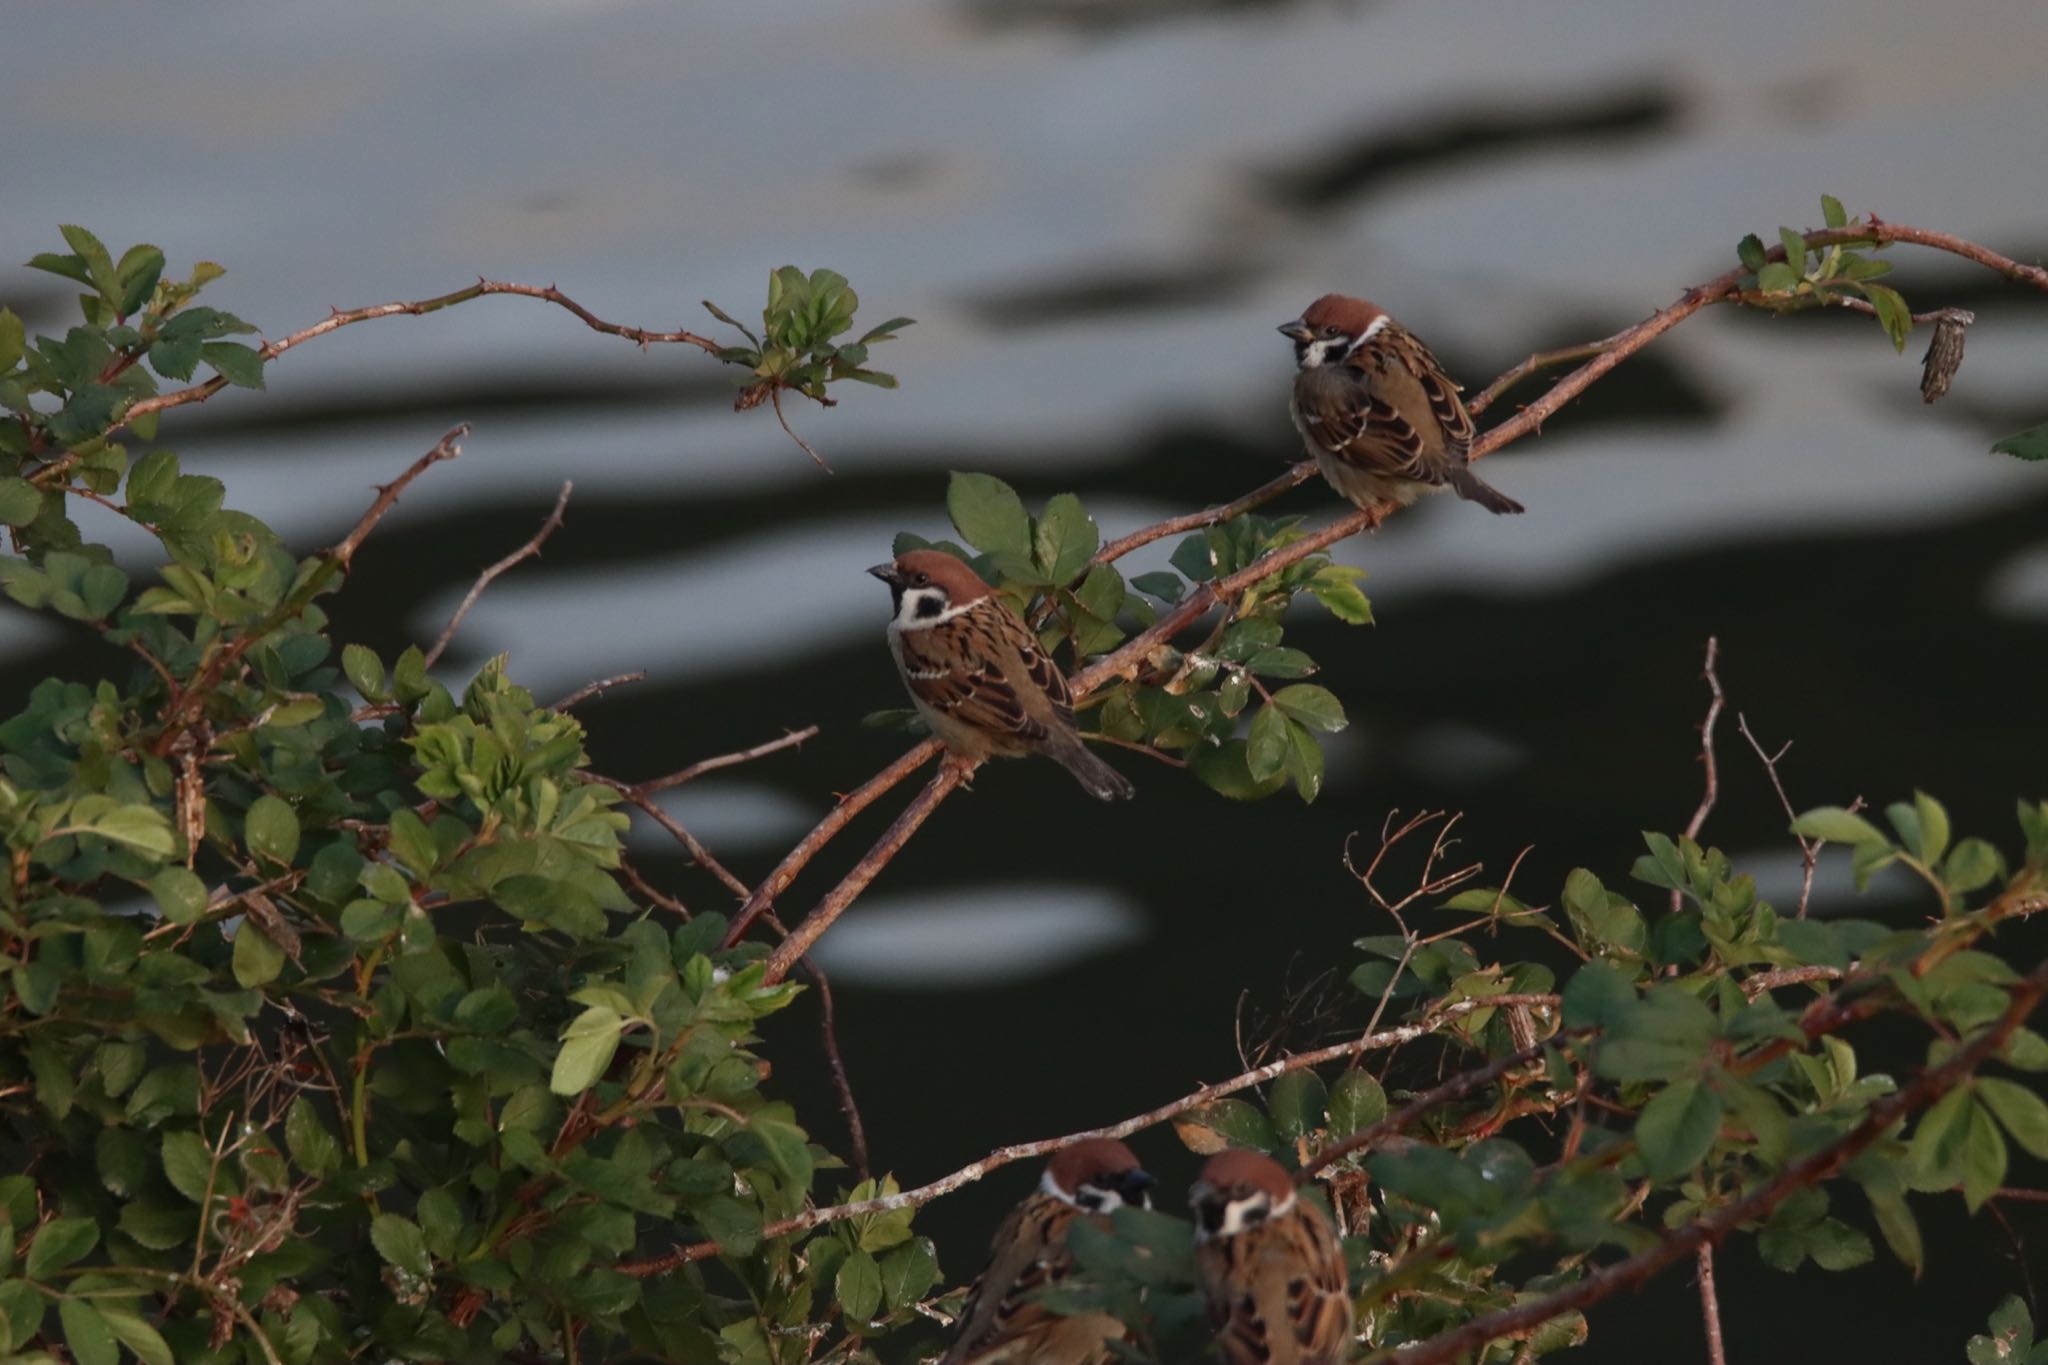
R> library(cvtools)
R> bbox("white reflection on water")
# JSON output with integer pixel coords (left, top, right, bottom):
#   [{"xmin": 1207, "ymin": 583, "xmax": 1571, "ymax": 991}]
[{"xmin": 807, "ymin": 885, "xmax": 1146, "ymax": 987}]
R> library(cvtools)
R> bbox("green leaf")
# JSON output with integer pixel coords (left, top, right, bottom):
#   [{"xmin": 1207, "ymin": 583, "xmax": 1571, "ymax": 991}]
[
  {"xmin": 1177, "ymin": 1097, "xmax": 1278, "ymax": 1154},
  {"xmin": 1032, "ymin": 493, "xmax": 1098, "ymax": 585},
  {"xmin": 285, "ymin": 1096, "xmax": 343, "ymax": 1176},
  {"xmin": 1789, "ymin": 806, "xmax": 1888, "ymax": 845},
  {"xmin": 1778, "ymin": 226, "xmax": 1809, "ymax": 272},
  {"xmin": 946, "ymin": 471, "xmax": 1030, "ymax": 557},
  {"xmin": 1736, "ymin": 233, "xmax": 1767, "ymax": 272},
  {"xmin": 1961, "ymin": 1099, "xmax": 2008, "ymax": 1212},
  {"xmin": 1326, "ymin": 1070, "xmax": 1387, "ymax": 1134},
  {"xmin": 1635, "ymin": 1080, "xmax": 1723, "ymax": 1180},
  {"xmin": 371, "ymin": 1212, "xmax": 431, "ymax": 1277},
  {"xmin": 1978, "ymin": 1077, "xmax": 2048, "ymax": 1159},
  {"xmin": 342, "ymin": 643, "xmax": 387, "ymax": 700},
  {"xmin": 244, "ymin": 794, "xmax": 300, "ymax": 866},
  {"xmin": 550, "ymin": 1005, "xmax": 624, "ymax": 1096},
  {"xmin": 837, "ymin": 1248, "xmax": 883, "ymax": 1323},
  {"xmin": 0, "ymin": 478, "xmax": 41, "ymax": 528},
  {"xmin": 1130, "ymin": 571, "xmax": 1183, "ymax": 603},
  {"xmin": 146, "ymin": 866, "xmax": 207, "ymax": 924},
  {"xmin": 1268, "ymin": 1070, "xmax": 1327, "ymax": 1142},
  {"xmin": 1283, "ymin": 717, "xmax": 1325, "ymax": 804},
  {"xmin": 1820, "ymin": 194, "xmax": 1848, "ymax": 228},
  {"xmin": 1945, "ymin": 838, "xmax": 2005, "ymax": 895},
  {"xmin": 1756, "ymin": 262, "xmax": 1799, "ymax": 294},
  {"xmin": 1855, "ymin": 282, "xmax": 1912, "ymax": 352},
  {"xmin": 1992, "ymin": 422, "xmax": 2048, "ymax": 461},
  {"xmin": 201, "ymin": 341, "xmax": 266, "ymax": 388},
  {"xmin": 161, "ymin": 1130, "xmax": 214, "ymax": 1203},
  {"xmin": 0, "ymin": 307, "xmax": 24, "ymax": 371},
  {"xmin": 1865, "ymin": 1184, "xmax": 1922, "ymax": 1277},
  {"xmin": 26, "ymin": 1216, "xmax": 99, "ymax": 1277},
  {"xmin": 1271, "ymin": 684, "xmax": 1346, "ymax": 733},
  {"xmin": 1190, "ymin": 739, "xmax": 1287, "ymax": 802},
  {"xmin": 99, "ymin": 1307, "xmax": 173, "ymax": 1365},
  {"xmin": 232, "ymin": 923, "xmax": 286, "ymax": 988},
  {"xmin": 115, "ymin": 244, "xmax": 166, "ymax": 316},
  {"xmin": 59, "ymin": 1298, "xmax": 118, "ymax": 1365},
  {"xmin": 1912, "ymin": 791, "xmax": 1950, "ymax": 863},
  {"xmin": 1245, "ymin": 704, "xmax": 1290, "ymax": 781}
]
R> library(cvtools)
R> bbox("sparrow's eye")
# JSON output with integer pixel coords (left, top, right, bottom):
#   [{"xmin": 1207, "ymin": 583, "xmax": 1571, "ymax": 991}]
[
  {"xmin": 911, "ymin": 572, "xmax": 929, "ymax": 586},
  {"xmin": 1320, "ymin": 325, "xmax": 1343, "ymax": 338}
]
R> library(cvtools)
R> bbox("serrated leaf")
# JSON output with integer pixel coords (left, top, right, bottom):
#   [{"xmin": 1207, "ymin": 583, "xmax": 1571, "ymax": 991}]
[
  {"xmin": 1245, "ymin": 704, "xmax": 1289, "ymax": 781},
  {"xmin": 99, "ymin": 1307, "xmax": 173, "ymax": 1365},
  {"xmin": 1268, "ymin": 1070, "xmax": 1327, "ymax": 1142},
  {"xmin": 161, "ymin": 1130, "xmax": 214, "ymax": 1203},
  {"xmin": 1736, "ymin": 233, "xmax": 1767, "ymax": 271},
  {"xmin": 1635, "ymin": 1080, "xmax": 1722, "ymax": 1180},
  {"xmin": 550, "ymin": 1005, "xmax": 624, "ymax": 1095},
  {"xmin": 232, "ymin": 922, "xmax": 285, "ymax": 988},
  {"xmin": 201, "ymin": 340, "xmax": 266, "ymax": 388},
  {"xmin": 244, "ymin": 794, "xmax": 300, "ymax": 866},
  {"xmin": 1992, "ymin": 422, "xmax": 2048, "ymax": 461},
  {"xmin": 59, "ymin": 1298, "xmax": 118, "ymax": 1365},
  {"xmin": 1789, "ymin": 806, "xmax": 1888, "ymax": 845},
  {"xmin": 1855, "ymin": 282, "xmax": 1912, "ymax": 352},
  {"xmin": 0, "ymin": 478, "xmax": 41, "ymax": 528},
  {"xmin": 837, "ymin": 1248, "xmax": 883, "ymax": 1322},
  {"xmin": 946, "ymin": 471, "xmax": 1030, "ymax": 557},
  {"xmin": 1978, "ymin": 1076, "xmax": 2048, "ymax": 1159},
  {"xmin": 1326, "ymin": 1070, "xmax": 1387, "ymax": 1134},
  {"xmin": 1820, "ymin": 194, "xmax": 1848, "ymax": 228},
  {"xmin": 1271, "ymin": 684, "xmax": 1345, "ymax": 733},
  {"xmin": 27, "ymin": 1216, "xmax": 99, "ymax": 1277},
  {"xmin": 371, "ymin": 1212, "xmax": 431, "ymax": 1277}
]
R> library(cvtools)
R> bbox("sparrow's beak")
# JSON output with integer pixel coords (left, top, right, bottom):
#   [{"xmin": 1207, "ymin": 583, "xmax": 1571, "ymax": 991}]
[
  {"xmin": 866, "ymin": 562, "xmax": 900, "ymax": 585},
  {"xmin": 1118, "ymin": 1168, "xmax": 1158, "ymax": 1203},
  {"xmin": 1277, "ymin": 319, "xmax": 1313, "ymax": 343}
]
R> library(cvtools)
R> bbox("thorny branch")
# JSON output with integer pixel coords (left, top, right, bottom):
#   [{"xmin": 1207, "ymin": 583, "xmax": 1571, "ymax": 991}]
[
  {"xmin": 727, "ymin": 219, "xmax": 2048, "ymax": 986},
  {"xmin": 1370, "ymin": 959, "xmax": 2048, "ymax": 1365},
  {"xmin": 424, "ymin": 480, "xmax": 573, "ymax": 668},
  {"xmin": 117, "ymin": 281, "xmax": 721, "ymax": 433},
  {"xmin": 1736, "ymin": 713, "xmax": 1824, "ymax": 919},
  {"xmin": 615, "ymin": 994, "xmax": 1559, "ymax": 1278},
  {"xmin": 1675, "ymin": 636, "xmax": 1724, "ymax": 917}
]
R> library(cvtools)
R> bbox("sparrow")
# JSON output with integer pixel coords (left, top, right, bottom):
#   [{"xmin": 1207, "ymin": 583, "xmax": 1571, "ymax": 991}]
[
  {"xmin": 1280, "ymin": 294, "xmax": 1523, "ymax": 516},
  {"xmin": 940, "ymin": 1138, "xmax": 1157, "ymax": 1365},
  {"xmin": 1191, "ymin": 1149, "xmax": 1354, "ymax": 1365},
  {"xmin": 869, "ymin": 549, "xmax": 1135, "ymax": 801}
]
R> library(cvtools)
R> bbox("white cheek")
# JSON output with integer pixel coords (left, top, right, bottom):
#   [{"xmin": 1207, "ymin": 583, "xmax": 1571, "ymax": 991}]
[{"xmin": 1300, "ymin": 340, "xmax": 1336, "ymax": 369}]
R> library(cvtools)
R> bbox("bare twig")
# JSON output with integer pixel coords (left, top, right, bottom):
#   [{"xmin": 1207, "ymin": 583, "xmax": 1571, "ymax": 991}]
[
  {"xmin": 615, "ymin": 994, "xmax": 1553, "ymax": 1277},
  {"xmin": 1464, "ymin": 323, "xmax": 1639, "ymax": 417},
  {"xmin": 762, "ymin": 761, "xmax": 970, "ymax": 982},
  {"xmin": 722, "ymin": 741, "xmax": 943, "ymax": 946},
  {"xmin": 116, "ymin": 282, "xmax": 722, "ymax": 432},
  {"xmin": 1674, "ymin": 637, "xmax": 1724, "ymax": 916},
  {"xmin": 639, "ymin": 727, "xmax": 820, "ymax": 795},
  {"xmin": 769, "ymin": 388, "xmax": 831, "ymax": 473},
  {"xmin": 1091, "ymin": 462, "xmax": 1320, "ymax": 566},
  {"xmin": 332, "ymin": 425, "xmax": 469, "ymax": 569},
  {"xmin": 1696, "ymin": 1243, "xmax": 1728, "ymax": 1365},
  {"xmin": 806, "ymin": 957, "xmax": 871, "ymax": 1180},
  {"xmin": 1298, "ymin": 1026, "xmax": 1578, "ymax": 1181},
  {"xmin": 1367, "ymin": 959, "xmax": 2048, "ymax": 1365},
  {"xmin": 423, "ymin": 481, "xmax": 572, "ymax": 668},
  {"xmin": 550, "ymin": 671, "xmax": 648, "ymax": 710},
  {"xmin": 722, "ymin": 219, "xmax": 2048, "ymax": 978},
  {"xmin": 588, "ymin": 776, "xmax": 751, "ymax": 901},
  {"xmin": 1736, "ymin": 713, "xmax": 1821, "ymax": 918}
]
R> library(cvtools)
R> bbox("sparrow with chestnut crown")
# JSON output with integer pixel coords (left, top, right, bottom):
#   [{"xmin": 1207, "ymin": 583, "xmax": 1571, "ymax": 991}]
[
  {"xmin": 1281, "ymin": 294, "xmax": 1522, "ymax": 517},
  {"xmin": 869, "ymin": 550, "xmax": 1134, "ymax": 801},
  {"xmin": 940, "ymin": 1139, "xmax": 1157, "ymax": 1365},
  {"xmin": 1190, "ymin": 1149, "xmax": 1353, "ymax": 1365}
]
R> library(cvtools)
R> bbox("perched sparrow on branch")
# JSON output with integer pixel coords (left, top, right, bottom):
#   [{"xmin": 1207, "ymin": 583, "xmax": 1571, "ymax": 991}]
[
  {"xmin": 869, "ymin": 550, "xmax": 1135, "ymax": 801},
  {"xmin": 1281, "ymin": 294, "xmax": 1523, "ymax": 516},
  {"xmin": 1191, "ymin": 1149, "xmax": 1353, "ymax": 1365},
  {"xmin": 940, "ymin": 1138, "xmax": 1157, "ymax": 1365}
]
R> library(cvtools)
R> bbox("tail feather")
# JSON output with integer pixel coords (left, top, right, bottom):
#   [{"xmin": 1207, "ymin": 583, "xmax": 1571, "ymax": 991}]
[
  {"xmin": 1049, "ymin": 737, "xmax": 1135, "ymax": 801},
  {"xmin": 1446, "ymin": 465, "xmax": 1524, "ymax": 515}
]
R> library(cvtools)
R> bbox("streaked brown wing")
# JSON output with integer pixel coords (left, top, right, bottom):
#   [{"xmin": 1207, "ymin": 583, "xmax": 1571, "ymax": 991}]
[
  {"xmin": 942, "ymin": 1196, "xmax": 1083, "ymax": 1365},
  {"xmin": 1295, "ymin": 367, "xmax": 1430, "ymax": 481},
  {"xmin": 1382, "ymin": 329, "xmax": 1477, "ymax": 461},
  {"xmin": 897, "ymin": 601, "xmax": 1072, "ymax": 747},
  {"xmin": 1200, "ymin": 1205, "xmax": 1354, "ymax": 1365}
]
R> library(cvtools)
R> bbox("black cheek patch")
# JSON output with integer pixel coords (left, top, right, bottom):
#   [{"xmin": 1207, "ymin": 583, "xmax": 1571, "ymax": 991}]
[{"xmin": 914, "ymin": 595, "xmax": 944, "ymax": 619}]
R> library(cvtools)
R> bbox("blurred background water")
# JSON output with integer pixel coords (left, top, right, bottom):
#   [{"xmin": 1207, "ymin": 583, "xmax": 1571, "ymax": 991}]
[{"xmin": 5, "ymin": 0, "xmax": 2047, "ymax": 1357}]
